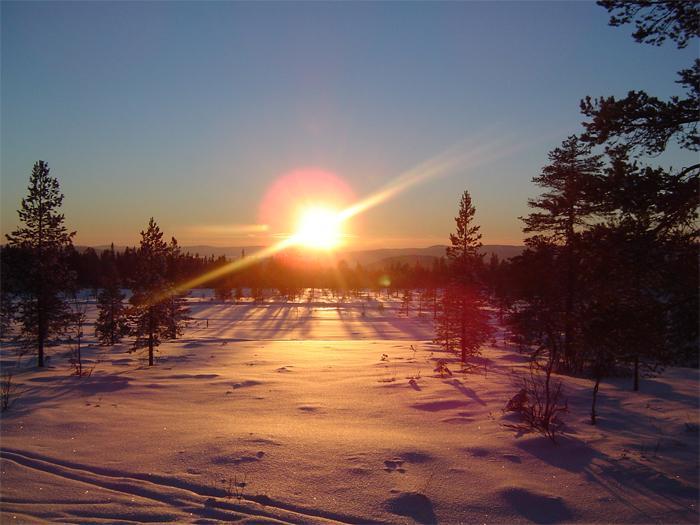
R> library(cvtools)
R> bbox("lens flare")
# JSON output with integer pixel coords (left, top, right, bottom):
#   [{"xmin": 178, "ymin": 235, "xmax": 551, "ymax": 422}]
[
  {"xmin": 259, "ymin": 168, "xmax": 354, "ymax": 239},
  {"xmin": 165, "ymin": 133, "xmax": 520, "ymax": 297}
]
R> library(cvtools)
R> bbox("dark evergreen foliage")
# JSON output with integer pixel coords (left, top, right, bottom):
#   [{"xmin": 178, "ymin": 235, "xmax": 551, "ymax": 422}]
[
  {"xmin": 580, "ymin": 61, "xmax": 699, "ymax": 155},
  {"xmin": 436, "ymin": 190, "xmax": 492, "ymax": 364},
  {"xmin": 128, "ymin": 218, "xmax": 173, "ymax": 366},
  {"xmin": 520, "ymin": 137, "xmax": 603, "ymax": 373},
  {"xmin": 598, "ymin": 0, "xmax": 699, "ymax": 49},
  {"xmin": 163, "ymin": 237, "xmax": 190, "ymax": 340},
  {"xmin": 582, "ymin": 0, "xmax": 699, "ymax": 209},
  {"xmin": 5, "ymin": 161, "xmax": 75, "ymax": 367},
  {"xmin": 95, "ymin": 246, "xmax": 128, "ymax": 345}
]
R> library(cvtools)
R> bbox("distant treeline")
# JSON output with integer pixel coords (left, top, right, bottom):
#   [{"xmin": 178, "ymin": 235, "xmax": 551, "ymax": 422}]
[{"xmin": 0, "ymin": 241, "xmax": 490, "ymax": 295}]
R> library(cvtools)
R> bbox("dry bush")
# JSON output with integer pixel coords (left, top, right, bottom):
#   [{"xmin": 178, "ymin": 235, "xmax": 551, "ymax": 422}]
[
  {"xmin": 504, "ymin": 362, "xmax": 568, "ymax": 443},
  {"xmin": 433, "ymin": 360, "xmax": 452, "ymax": 378},
  {"xmin": 221, "ymin": 473, "xmax": 248, "ymax": 501},
  {"xmin": 1, "ymin": 371, "xmax": 19, "ymax": 412}
]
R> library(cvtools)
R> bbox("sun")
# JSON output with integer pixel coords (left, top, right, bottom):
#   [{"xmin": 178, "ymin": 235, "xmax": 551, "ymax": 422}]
[{"xmin": 293, "ymin": 206, "xmax": 343, "ymax": 250}]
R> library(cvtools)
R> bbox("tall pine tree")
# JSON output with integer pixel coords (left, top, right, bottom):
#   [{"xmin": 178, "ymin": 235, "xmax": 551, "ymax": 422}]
[
  {"xmin": 441, "ymin": 190, "xmax": 491, "ymax": 365},
  {"xmin": 5, "ymin": 161, "xmax": 75, "ymax": 367},
  {"xmin": 164, "ymin": 237, "xmax": 189, "ymax": 340},
  {"xmin": 521, "ymin": 136, "xmax": 603, "ymax": 373},
  {"xmin": 128, "ymin": 218, "xmax": 171, "ymax": 366}
]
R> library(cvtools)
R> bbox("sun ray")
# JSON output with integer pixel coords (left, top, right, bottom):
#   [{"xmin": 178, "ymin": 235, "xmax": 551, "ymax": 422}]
[
  {"xmin": 166, "ymin": 134, "xmax": 520, "ymax": 297},
  {"xmin": 165, "ymin": 237, "xmax": 296, "ymax": 299}
]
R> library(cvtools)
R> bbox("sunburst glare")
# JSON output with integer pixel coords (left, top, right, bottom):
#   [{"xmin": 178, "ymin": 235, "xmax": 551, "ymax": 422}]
[{"xmin": 293, "ymin": 206, "xmax": 343, "ymax": 250}]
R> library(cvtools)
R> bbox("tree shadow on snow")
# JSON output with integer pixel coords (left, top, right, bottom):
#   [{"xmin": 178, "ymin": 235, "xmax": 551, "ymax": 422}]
[
  {"xmin": 3, "ymin": 370, "xmax": 132, "ymax": 417},
  {"xmin": 516, "ymin": 434, "xmax": 699, "ymax": 521},
  {"xmin": 501, "ymin": 487, "xmax": 573, "ymax": 524},
  {"xmin": 384, "ymin": 492, "xmax": 437, "ymax": 524},
  {"xmin": 410, "ymin": 399, "xmax": 471, "ymax": 411},
  {"xmin": 516, "ymin": 435, "xmax": 597, "ymax": 473},
  {"xmin": 444, "ymin": 378, "xmax": 487, "ymax": 406}
]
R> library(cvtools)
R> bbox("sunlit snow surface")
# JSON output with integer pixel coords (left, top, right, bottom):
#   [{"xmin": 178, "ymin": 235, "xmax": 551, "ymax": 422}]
[{"xmin": 1, "ymin": 291, "xmax": 698, "ymax": 524}]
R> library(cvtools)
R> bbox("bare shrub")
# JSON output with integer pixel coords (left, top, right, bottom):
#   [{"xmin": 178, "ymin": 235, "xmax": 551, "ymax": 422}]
[
  {"xmin": 221, "ymin": 473, "xmax": 248, "ymax": 501},
  {"xmin": 406, "ymin": 369, "xmax": 422, "ymax": 388},
  {"xmin": 504, "ymin": 361, "xmax": 567, "ymax": 443},
  {"xmin": 68, "ymin": 295, "xmax": 93, "ymax": 377},
  {"xmin": 1, "ymin": 371, "xmax": 19, "ymax": 412},
  {"xmin": 433, "ymin": 360, "xmax": 452, "ymax": 378}
]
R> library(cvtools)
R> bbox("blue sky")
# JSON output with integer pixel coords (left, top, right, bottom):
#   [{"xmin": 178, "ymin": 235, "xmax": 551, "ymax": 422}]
[{"xmin": 2, "ymin": 1, "xmax": 696, "ymax": 248}]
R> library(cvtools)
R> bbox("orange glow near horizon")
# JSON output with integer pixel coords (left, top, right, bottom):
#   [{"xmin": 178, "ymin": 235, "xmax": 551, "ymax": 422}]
[{"xmin": 166, "ymin": 135, "xmax": 516, "ymax": 296}]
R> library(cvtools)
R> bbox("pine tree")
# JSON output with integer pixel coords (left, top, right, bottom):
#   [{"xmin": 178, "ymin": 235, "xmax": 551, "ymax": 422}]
[
  {"xmin": 5, "ymin": 161, "xmax": 75, "ymax": 367},
  {"xmin": 0, "ymin": 290, "xmax": 14, "ymax": 340},
  {"xmin": 214, "ymin": 284, "xmax": 232, "ymax": 301},
  {"xmin": 443, "ymin": 190, "xmax": 492, "ymax": 364},
  {"xmin": 400, "ymin": 289, "xmax": 413, "ymax": 316},
  {"xmin": 521, "ymin": 136, "xmax": 603, "ymax": 372},
  {"xmin": 0, "ymin": 246, "xmax": 22, "ymax": 339},
  {"xmin": 95, "ymin": 247, "xmax": 128, "ymax": 345},
  {"xmin": 454, "ymin": 283, "xmax": 492, "ymax": 365},
  {"xmin": 584, "ymin": 147, "xmax": 697, "ymax": 390},
  {"xmin": 67, "ymin": 292, "xmax": 89, "ymax": 376},
  {"xmin": 164, "ymin": 237, "xmax": 189, "ymax": 339},
  {"xmin": 582, "ymin": 2, "xmax": 699, "ymax": 156},
  {"xmin": 447, "ymin": 190, "xmax": 483, "ymax": 285},
  {"xmin": 128, "ymin": 218, "xmax": 171, "ymax": 366},
  {"xmin": 434, "ymin": 288, "xmax": 458, "ymax": 353}
]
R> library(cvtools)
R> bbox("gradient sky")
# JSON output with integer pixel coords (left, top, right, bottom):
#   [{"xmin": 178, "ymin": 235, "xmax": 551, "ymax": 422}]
[{"xmin": 2, "ymin": 1, "xmax": 696, "ymax": 249}]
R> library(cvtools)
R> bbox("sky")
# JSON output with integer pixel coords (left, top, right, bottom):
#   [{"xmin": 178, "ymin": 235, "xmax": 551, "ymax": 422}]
[{"xmin": 1, "ymin": 1, "xmax": 697, "ymax": 249}]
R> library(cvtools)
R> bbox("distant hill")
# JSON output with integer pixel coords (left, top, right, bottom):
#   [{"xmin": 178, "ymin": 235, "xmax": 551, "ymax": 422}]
[
  {"xmin": 344, "ymin": 245, "xmax": 524, "ymax": 269},
  {"xmin": 77, "ymin": 244, "xmax": 524, "ymax": 265},
  {"xmin": 174, "ymin": 245, "xmax": 266, "ymax": 258}
]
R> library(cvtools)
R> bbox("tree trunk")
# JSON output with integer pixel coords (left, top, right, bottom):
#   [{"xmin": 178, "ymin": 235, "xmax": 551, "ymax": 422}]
[
  {"xmin": 77, "ymin": 337, "xmax": 82, "ymax": 376},
  {"xmin": 110, "ymin": 302, "xmax": 116, "ymax": 345},
  {"xmin": 37, "ymin": 302, "xmax": 45, "ymax": 367},
  {"xmin": 38, "ymin": 195, "xmax": 45, "ymax": 368},
  {"xmin": 38, "ymin": 333, "xmax": 45, "ymax": 367},
  {"xmin": 460, "ymin": 301, "xmax": 467, "ymax": 364},
  {"xmin": 563, "ymin": 241, "xmax": 575, "ymax": 373},
  {"xmin": 591, "ymin": 371, "xmax": 601, "ymax": 425},
  {"xmin": 148, "ymin": 332, "xmax": 154, "ymax": 366}
]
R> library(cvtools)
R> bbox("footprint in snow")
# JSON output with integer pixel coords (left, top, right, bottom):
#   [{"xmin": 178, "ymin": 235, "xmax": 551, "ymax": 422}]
[
  {"xmin": 465, "ymin": 447, "xmax": 491, "ymax": 458},
  {"xmin": 503, "ymin": 454, "xmax": 522, "ymax": 463},
  {"xmin": 298, "ymin": 405, "xmax": 321, "ymax": 413},
  {"xmin": 212, "ymin": 452, "xmax": 265, "ymax": 465},
  {"xmin": 384, "ymin": 459, "xmax": 406, "ymax": 473}
]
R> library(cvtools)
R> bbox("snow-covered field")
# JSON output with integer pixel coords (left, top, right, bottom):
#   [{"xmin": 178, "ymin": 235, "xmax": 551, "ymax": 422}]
[{"xmin": 1, "ymin": 293, "xmax": 698, "ymax": 524}]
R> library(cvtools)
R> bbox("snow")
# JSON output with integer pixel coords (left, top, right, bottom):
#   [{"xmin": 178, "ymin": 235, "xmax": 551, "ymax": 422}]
[{"xmin": 1, "ymin": 292, "xmax": 698, "ymax": 524}]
